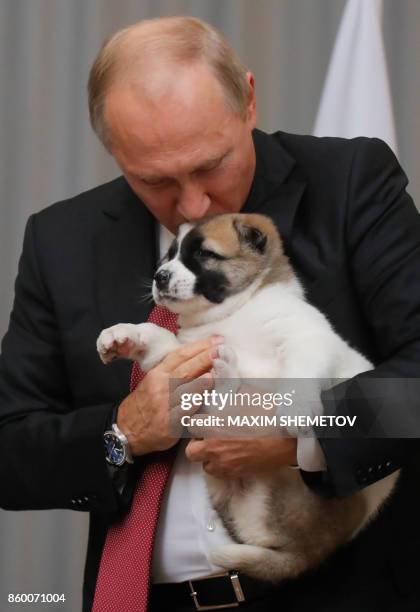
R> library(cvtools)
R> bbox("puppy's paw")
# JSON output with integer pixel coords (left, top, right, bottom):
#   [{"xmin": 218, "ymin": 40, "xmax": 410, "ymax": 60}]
[
  {"xmin": 96, "ymin": 323, "xmax": 153, "ymax": 364},
  {"xmin": 212, "ymin": 345, "xmax": 239, "ymax": 378}
]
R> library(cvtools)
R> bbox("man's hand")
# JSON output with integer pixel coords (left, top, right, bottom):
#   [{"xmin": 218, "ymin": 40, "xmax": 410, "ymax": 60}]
[
  {"xmin": 116, "ymin": 336, "xmax": 222, "ymax": 456},
  {"xmin": 185, "ymin": 437, "xmax": 298, "ymax": 479}
]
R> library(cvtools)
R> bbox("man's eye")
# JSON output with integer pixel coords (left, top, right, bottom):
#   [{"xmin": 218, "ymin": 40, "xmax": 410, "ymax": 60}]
[
  {"xmin": 141, "ymin": 178, "xmax": 171, "ymax": 188},
  {"xmin": 195, "ymin": 164, "xmax": 219, "ymax": 176},
  {"xmin": 143, "ymin": 182, "xmax": 164, "ymax": 188}
]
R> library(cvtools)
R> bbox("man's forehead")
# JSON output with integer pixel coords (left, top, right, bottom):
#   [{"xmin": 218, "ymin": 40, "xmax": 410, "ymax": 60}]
[
  {"xmin": 105, "ymin": 62, "xmax": 242, "ymax": 164},
  {"xmin": 106, "ymin": 62, "xmax": 229, "ymax": 135}
]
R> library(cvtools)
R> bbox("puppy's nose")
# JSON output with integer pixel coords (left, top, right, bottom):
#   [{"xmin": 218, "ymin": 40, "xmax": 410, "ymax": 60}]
[{"xmin": 154, "ymin": 269, "xmax": 172, "ymax": 291}]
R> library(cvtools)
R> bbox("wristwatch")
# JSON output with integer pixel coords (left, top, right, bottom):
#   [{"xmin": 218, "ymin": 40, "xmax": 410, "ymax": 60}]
[{"xmin": 104, "ymin": 423, "xmax": 134, "ymax": 467}]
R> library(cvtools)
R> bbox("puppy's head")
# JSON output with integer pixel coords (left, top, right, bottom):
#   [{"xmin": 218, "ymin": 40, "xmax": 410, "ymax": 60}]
[{"xmin": 152, "ymin": 213, "xmax": 292, "ymax": 316}]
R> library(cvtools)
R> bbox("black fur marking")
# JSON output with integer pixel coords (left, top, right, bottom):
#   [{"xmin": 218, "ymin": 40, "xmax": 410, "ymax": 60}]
[
  {"xmin": 196, "ymin": 248, "xmax": 228, "ymax": 261},
  {"xmin": 195, "ymin": 270, "xmax": 229, "ymax": 304},
  {"xmin": 167, "ymin": 239, "xmax": 178, "ymax": 261},
  {"xmin": 180, "ymin": 228, "xmax": 230, "ymax": 303}
]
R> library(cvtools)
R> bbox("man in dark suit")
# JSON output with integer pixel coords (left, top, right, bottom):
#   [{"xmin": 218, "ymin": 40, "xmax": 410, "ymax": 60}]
[{"xmin": 1, "ymin": 15, "xmax": 420, "ymax": 612}]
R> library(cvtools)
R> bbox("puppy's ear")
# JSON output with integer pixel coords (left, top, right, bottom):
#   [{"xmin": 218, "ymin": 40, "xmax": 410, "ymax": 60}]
[{"xmin": 233, "ymin": 219, "xmax": 267, "ymax": 253}]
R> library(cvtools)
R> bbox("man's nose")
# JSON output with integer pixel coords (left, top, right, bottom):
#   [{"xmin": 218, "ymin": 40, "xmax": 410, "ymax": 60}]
[
  {"xmin": 154, "ymin": 269, "xmax": 172, "ymax": 291},
  {"xmin": 176, "ymin": 183, "xmax": 211, "ymax": 220}
]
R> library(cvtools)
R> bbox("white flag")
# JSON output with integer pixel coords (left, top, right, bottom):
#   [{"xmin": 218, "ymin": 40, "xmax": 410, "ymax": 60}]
[{"xmin": 313, "ymin": 0, "xmax": 397, "ymax": 155}]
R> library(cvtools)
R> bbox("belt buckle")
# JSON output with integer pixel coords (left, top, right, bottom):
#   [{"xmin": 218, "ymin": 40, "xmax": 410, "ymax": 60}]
[{"xmin": 188, "ymin": 571, "xmax": 245, "ymax": 611}]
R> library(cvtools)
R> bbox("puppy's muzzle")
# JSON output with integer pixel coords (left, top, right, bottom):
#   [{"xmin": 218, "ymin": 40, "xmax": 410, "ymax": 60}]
[{"xmin": 154, "ymin": 269, "xmax": 172, "ymax": 291}]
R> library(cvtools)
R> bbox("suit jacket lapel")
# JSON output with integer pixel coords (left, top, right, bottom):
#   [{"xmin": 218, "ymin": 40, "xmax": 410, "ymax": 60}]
[
  {"xmin": 242, "ymin": 130, "xmax": 307, "ymax": 250},
  {"xmin": 246, "ymin": 132, "xmax": 346, "ymax": 309},
  {"xmin": 94, "ymin": 182, "xmax": 157, "ymax": 330}
]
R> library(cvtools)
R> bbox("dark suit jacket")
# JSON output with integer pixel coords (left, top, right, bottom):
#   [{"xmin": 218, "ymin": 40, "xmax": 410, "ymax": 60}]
[{"xmin": 1, "ymin": 130, "xmax": 420, "ymax": 611}]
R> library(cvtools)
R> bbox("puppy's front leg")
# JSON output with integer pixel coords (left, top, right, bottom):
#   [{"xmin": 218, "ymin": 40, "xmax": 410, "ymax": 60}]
[
  {"xmin": 212, "ymin": 345, "xmax": 239, "ymax": 379},
  {"xmin": 96, "ymin": 322, "xmax": 180, "ymax": 371},
  {"xmin": 212, "ymin": 345, "xmax": 241, "ymax": 397}
]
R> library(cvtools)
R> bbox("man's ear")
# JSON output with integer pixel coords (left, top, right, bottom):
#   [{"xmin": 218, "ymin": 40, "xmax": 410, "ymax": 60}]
[
  {"xmin": 233, "ymin": 219, "xmax": 267, "ymax": 253},
  {"xmin": 245, "ymin": 72, "xmax": 257, "ymax": 128}
]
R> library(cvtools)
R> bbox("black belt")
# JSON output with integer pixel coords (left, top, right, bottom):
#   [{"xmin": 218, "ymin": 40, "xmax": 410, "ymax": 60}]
[{"xmin": 150, "ymin": 571, "xmax": 274, "ymax": 610}]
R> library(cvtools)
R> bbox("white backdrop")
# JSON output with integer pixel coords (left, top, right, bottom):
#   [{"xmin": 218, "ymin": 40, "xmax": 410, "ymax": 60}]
[{"xmin": 0, "ymin": 1, "xmax": 419, "ymax": 610}]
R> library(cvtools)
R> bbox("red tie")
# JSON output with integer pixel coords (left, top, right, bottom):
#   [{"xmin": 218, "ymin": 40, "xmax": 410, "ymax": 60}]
[{"xmin": 93, "ymin": 305, "xmax": 178, "ymax": 612}]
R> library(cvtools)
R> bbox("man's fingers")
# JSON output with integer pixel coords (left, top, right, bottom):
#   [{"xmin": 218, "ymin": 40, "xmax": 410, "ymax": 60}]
[
  {"xmin": 170, "ymin": 373, "xmax": 214, "ymax": 411},
  {"xmin": 169, "ymin": 345, "xmax": 220, "ymax": 383},
  {"xmin": 187, "ymin": 421, "xmax": 231, "ymax": 439},
  {"xmin": 168, "ymin": 374, "xmax": 215, "ymax": 439},
  {"xmin": 185, "ymin": 439, "xmax": 208, "ymax": 462},
  {"xmin": 160, "ymin": 336, "xmax": 224, "ymax": 375}
]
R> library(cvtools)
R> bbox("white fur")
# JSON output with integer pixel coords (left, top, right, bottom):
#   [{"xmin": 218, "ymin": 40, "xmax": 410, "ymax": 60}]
[
  {"xmin": 174, "ymin": 280, "xmax": 399, "ymax": 537},
  {"xmin": 97, "ymin": 224, "xmax": 399, "ymax": 582},
  {"xmin": 152, "ymin": 223, "xmax": 196, "ymax": 303}
]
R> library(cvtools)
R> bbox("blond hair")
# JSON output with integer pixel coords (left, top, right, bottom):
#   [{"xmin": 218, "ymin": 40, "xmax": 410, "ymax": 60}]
[{"xmin": 88, "ymin": 16, "xmax": 251, "ymax": 149}]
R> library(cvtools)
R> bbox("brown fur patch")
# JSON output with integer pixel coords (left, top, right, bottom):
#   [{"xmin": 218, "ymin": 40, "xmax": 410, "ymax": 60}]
[
  {"xmin": 197, "ymin": 213, "xmax": 294, "ymax": 288},
  {"xmin": 198, "ymin": 215, "xmax": 241, "ymax": 257}
]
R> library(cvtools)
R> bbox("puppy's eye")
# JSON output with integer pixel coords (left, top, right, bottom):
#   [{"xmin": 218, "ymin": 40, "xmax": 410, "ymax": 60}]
[{"xmin": 196, "ymin": 248, "xmax": 226, "ymax": 261}]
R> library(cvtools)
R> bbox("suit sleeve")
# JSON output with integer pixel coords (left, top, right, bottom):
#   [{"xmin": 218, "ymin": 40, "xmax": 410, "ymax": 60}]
[
  {"xmin": 302, "ymin": 138, "xmax": 420, "ymax": 498},
  {"xmin": 0, "ymin": 215, "xmax": 138, "ymax": 514}
]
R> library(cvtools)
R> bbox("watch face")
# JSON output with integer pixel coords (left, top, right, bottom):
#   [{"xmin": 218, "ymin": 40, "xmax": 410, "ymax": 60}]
[{"xmin": 104, "ymin": 432, "xmax": 125, "ymax": 466}]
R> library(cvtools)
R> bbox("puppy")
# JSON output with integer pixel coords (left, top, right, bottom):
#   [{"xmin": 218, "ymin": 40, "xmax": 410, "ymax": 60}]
[{"xmin": 97, "ymin": 213, "xmax": 399, "ymax": 583}]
